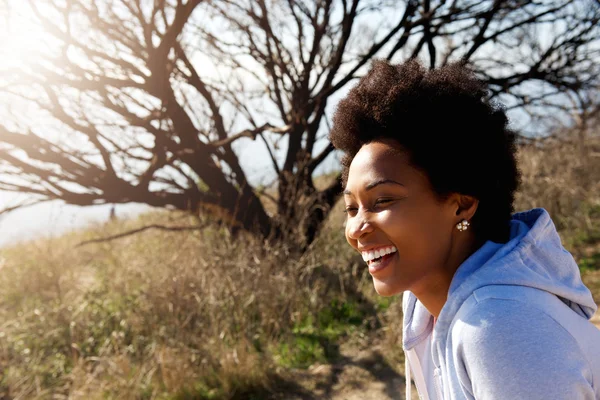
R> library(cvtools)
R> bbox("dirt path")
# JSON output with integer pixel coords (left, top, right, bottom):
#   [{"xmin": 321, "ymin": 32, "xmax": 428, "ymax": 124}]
[
  {"xmin": 278, "ymin": 305, "xmax": 600, "ymax": 400},
  {"xmin": 277, "ymin": 336, "xmax": 409, "ymax": 400}
]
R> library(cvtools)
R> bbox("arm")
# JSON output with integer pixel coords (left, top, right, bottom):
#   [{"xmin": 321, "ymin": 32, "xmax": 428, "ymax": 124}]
[{"xmin": 454, "ymin": 299, "xmax": 595, "ymax": 400}]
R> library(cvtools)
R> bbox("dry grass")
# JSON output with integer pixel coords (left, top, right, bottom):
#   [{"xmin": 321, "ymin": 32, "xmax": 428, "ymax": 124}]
[
  {"xmin": 515, "ymin": 136, "xmax": 600, "ymax": 247},
  {"xmin": 0, "ymin": 138, "xmax": 599, "ymax": 399},
  {"xmin": 0, "ymin": 211, "xmax": 367, "ymax": 399}
]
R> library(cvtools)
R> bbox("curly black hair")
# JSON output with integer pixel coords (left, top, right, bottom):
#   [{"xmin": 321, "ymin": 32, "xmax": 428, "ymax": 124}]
[{"xmin": 329, "ymin": 59, "xmax": 520, "ymax": 243}]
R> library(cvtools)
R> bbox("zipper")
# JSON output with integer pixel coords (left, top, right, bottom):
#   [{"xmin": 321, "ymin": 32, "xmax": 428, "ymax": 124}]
[
  {"xmin": 406, "ymin": 349, "xmax": 429, "ymax": 400},
  {"xmin": 433, "ymin": 368, "xmax": 443, "ymax": 399}
]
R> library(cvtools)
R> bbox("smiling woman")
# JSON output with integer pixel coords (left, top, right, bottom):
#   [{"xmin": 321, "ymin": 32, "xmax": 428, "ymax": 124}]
[
  {"xmin": 342, "ymin": 140, "xmax": 477, "ymax": 306},
  {"xmin": 329, "ymin": 60, "xmax": 600, "ymax": 400}
]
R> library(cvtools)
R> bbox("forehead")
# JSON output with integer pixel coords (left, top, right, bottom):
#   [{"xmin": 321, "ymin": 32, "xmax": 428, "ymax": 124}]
[{"xmin": 347, "ymin": 140, "xmax": 413, "ymax": 185}]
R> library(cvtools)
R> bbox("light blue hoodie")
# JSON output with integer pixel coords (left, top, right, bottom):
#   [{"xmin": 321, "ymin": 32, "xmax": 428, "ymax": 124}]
[{"xmin": 402, "ymin": 208, "xmax": 600, "ymax": 400}]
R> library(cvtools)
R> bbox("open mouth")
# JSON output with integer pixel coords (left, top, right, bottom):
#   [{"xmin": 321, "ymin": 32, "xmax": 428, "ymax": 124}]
[
  {"xmin": 369, "ymin": 252, "xmax": 393, "ymax": 264},
  {"xmin": 368, "ymin": 251, "xmax": 396, "ymax": 274},
  {"xmin": 361, "ymin": 246, "xmax": 397, "ymax": 264},
  {"xmin": 367, "ymin": 252, "xmax": 396, "ymax": 265}
]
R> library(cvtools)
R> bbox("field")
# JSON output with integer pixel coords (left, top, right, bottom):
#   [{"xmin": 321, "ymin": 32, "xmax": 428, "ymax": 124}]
[{"xmin": 1, "ymin": 139, "xmax": 599, "ymax": 400}]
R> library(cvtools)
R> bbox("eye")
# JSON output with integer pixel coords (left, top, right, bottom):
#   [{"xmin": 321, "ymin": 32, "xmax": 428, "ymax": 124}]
[
  {"xmin": 375, "ymin": 198, "xmax": 394, "ymax": 206},
  {"xmin": 344, "ymin": 206, "xmax": 358, "ymax": 217}
]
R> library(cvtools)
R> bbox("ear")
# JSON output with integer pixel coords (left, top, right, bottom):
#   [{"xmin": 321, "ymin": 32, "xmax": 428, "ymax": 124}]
[{"xmin": 451, "ymin": 194, "xmax": 479, "ymax": 223}]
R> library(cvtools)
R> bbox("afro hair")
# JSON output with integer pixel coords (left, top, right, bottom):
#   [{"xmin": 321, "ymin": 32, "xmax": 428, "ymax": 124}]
[{"xmin": 329, "ymin": 59, "xmax": 520, "ymax": 243}]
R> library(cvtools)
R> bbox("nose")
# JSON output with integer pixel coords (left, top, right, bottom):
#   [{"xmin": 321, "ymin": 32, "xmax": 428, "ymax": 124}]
[{"xmin": 346, "ymin": 212, "xmax": 374, "ymax": 240}]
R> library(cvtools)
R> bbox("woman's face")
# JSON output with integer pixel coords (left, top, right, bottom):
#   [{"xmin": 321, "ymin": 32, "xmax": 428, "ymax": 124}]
[{"xmin": 344, "ymin": 140, "xmax": 458, "ymax": 296}]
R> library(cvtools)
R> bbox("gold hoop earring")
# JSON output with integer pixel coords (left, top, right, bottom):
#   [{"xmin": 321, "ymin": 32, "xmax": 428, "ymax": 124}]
[{"xmin": 456, "ymin": 219, "xmax": 470, "ymax": 232}]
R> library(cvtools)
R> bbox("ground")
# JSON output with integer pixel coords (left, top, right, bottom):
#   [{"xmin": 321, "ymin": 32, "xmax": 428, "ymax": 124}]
[
  {"xmin": 282, "ymin": 298, "xmax": 600, "ymax": 400},
  {"xmin": 277, "ymin": 333, "xmax": 409, "ymax": 400}
]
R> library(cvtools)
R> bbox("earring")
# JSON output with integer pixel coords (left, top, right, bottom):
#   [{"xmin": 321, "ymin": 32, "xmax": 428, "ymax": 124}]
[{"xmin": 456, "ymin": 219, "xmax": 470, "ymax": 232}]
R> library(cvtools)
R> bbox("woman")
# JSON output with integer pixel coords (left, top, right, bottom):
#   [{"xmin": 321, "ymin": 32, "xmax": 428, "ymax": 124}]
[{"xmin": 329, "ymin": 59, "xmax": 600, "ymax": 399}]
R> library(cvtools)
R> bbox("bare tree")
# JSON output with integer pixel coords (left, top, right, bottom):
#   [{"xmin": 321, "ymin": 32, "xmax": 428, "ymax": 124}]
[{"xmin": 0, "ymin": 0, "xmax": 598, "ymax": 247}]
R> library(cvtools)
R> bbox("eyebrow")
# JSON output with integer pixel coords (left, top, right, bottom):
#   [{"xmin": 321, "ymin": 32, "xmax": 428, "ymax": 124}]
[{"xmin": 343, "ymin": 179, "xmax": 405, "ymax": 195}]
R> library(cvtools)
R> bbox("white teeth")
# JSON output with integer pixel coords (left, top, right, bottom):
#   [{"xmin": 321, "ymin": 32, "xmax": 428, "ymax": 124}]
[{"xmin": 361, "ymin": 246, "xmax": 397, "ymax": 263}]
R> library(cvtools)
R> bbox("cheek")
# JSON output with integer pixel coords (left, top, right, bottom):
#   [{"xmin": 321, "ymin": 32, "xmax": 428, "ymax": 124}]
[
  {"xmin": 344, "ymin": 225, "xmax": 357, "ymax": 248},
  {"xmin": 385, "ymin": 206, "xmax": 451, "ymax": 261},
  {"xmin": 407, "ymin": 215, "xmax": 453, "ymax": 264}
]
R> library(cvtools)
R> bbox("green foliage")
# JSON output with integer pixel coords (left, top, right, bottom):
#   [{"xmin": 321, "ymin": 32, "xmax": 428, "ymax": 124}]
[
  {"xmin": 375, "ymin": 296, "xmax": 395, "ymax": 312},
  {"xmin": 580, "ymin": 253, "xmax": 600, "ymax": 273},
  {"xmin": 274, "ymin": 336, "xmax": 327, "ymax": 369},
  {"xmin": 274, "ymin": 299, "xmax": 371, "ymax": 369}
]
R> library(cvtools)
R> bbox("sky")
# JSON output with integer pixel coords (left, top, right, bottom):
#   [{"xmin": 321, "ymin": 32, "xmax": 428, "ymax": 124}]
[
  {"xmin": 0, "ymin": 2, "xmax": 147, "ymax": 246},
  {"xmin": 0, "ymin": 196, "xmax": 152, "ymax": 246}
]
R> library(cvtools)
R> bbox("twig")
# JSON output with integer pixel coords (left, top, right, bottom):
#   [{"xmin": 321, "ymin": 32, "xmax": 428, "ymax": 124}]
[
  {"xmin": 208, "ymin": 123, "xmax": 292, "ymax": 148},
  {"xmin": 0, "ymin": 199, "xmax": 53, "ymax": 219},
  {"xmin": 76, "ymin": 223, "xmax": 207, "ymax": 247}
]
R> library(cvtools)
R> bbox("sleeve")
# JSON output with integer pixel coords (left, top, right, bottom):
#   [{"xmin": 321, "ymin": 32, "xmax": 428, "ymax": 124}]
[{"xmin": 453, "ymin": 299, "xmax": 595, "ymax": 400}]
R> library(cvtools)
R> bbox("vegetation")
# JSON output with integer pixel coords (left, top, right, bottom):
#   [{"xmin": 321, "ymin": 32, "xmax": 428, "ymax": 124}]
[
  {"xmin": 0, "ymin": 1, "xmax": 598, "ymax": 398},
  {"xmin": 0, "ymin": 136, "xmax": 599, "ymax": 399},
  {"xmin": 0, "ymin": 207, "xmax": 368, "ymax": 399}
]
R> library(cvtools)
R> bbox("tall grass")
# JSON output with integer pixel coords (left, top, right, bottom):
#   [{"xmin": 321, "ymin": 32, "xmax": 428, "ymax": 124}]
[
  {"xmin": 0, "ymin": 137, "xmax": 599, "ymax": 399},
  {"xmin": 515, "ymin": 136, "xmax": 600, "ymax": 248},
  {"xmin": 0, "ymin": 210, "xmax": 374, "ymax": 399}
]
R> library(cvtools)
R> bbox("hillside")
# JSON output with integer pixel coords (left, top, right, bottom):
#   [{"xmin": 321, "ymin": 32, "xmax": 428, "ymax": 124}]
[{"xmin": 0, "ymin": 139, "xmax": 599, "ymax": 400}]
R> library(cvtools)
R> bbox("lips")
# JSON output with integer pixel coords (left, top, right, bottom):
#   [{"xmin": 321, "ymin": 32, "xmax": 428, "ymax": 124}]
[{"xmin": 367, "ymin": 250, "xmax": 397, "ymax": 274}]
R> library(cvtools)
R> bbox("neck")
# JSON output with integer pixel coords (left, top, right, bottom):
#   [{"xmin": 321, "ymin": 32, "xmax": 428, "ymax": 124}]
[
  {"xmin": 411, "ymin": 272, "xmax": 453, "ymax": 318},
  {"xmin": 411, "ymin": 232, "xmax": 480, "ymax": 318}
]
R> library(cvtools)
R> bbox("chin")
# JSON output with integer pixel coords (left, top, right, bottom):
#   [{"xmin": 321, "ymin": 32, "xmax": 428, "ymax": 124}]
[{"xmin": 373, "ymin": 280, "xmax": 403, "ymax": 297}]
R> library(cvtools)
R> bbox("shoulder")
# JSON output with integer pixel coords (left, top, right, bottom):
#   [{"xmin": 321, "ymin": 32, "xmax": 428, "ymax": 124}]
[
  {"xmin": 453, "ymin": 294, "xmax": 577, "ymax": 352},
  {"xmin": 449, "ymin": 288, "xmax": 595, "ymax": 399},
  {"xmin": 451, "ymin": 286, "xmax": 582, "ymax": 354}
]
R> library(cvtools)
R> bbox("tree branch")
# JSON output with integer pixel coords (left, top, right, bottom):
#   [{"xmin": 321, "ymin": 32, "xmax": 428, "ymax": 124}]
[
  {"xmin": 76, "ymin": 222, "xmax": 209, "ymax": 247},
  {"xmin": 208, "ymin": 123, "xmax": 292, "ymax": 148}
]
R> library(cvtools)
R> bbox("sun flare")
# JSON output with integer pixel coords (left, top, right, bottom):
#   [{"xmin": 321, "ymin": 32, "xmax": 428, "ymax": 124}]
[{"xmin": 0, "ymin": 2, "xmax": 48, "ymax": 71}]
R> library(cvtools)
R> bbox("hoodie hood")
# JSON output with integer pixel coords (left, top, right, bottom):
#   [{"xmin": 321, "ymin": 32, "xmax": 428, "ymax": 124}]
[{"xmin": 402, "ymin": 208, "xmax": 597, "ymax": 350}]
